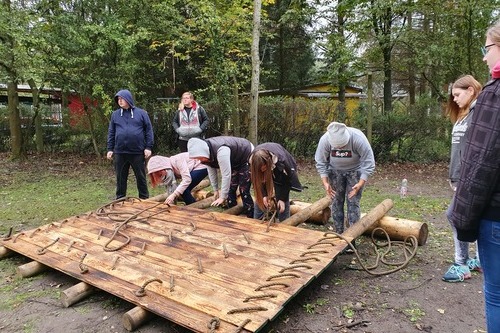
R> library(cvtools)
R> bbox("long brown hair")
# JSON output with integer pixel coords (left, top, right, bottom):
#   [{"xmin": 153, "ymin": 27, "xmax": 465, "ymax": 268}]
[
  {"xmin": 446, "ymin": 75, "xmax": 482, "ymax": 123},
  {"xmin": 250, "ymin": 149, "xmax": 275, "ymax": 211}
]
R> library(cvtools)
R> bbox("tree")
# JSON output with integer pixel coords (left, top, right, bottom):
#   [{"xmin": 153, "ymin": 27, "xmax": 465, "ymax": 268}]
[
  {"xmin": 0, "ymin": 0, "xmax": 30, "ymax": 159},
  {"xmin": 260, "ymin": 0, "xmax": 315, "ymax": 90},
  {"xmin": 249, "ymin": 0, "xmax": 262, "ymax": 144}
]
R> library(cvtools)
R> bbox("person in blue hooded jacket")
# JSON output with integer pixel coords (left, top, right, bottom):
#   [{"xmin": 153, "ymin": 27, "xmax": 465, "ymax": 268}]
[{"xmin": 107, "ymin": 89, "xmax": 154, "ymax": 199}]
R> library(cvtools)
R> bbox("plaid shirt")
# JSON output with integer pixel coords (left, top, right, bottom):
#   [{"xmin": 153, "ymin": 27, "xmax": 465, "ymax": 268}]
[{"xmin": 448, "ymin": 78, "xmax": 500, "ymax": 241}]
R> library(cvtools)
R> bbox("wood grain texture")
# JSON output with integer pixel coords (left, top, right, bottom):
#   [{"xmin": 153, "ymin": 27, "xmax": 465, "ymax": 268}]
[{"xmin": 1, "ymin": 198, "xmax": 347, "ymax": 332}]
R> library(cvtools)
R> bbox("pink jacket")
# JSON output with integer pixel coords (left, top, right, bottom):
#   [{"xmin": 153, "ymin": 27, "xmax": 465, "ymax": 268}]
[{"xmin": 169, "ymin": 152, "xmax": 207, "ymax": 197}]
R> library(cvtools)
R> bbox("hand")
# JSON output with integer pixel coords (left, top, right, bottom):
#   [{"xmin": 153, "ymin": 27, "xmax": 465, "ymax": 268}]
[
  {"xmin": 263, "ymin": 196, "xmax": 269, "ymax": 208},
  {"xmin": 277, "ymin": 200, "xmax": 285, "ymax": 213},
  {"xmin": 106, "ymin": 151, "xmax": 113, "ymax": 160},
  {"xmin": 211, "ymin": 197, "xmax": 226, "ymax": 207},
  {"xmin": 164, "ymin": 193, "xmax": 176, "ymax": 205},
  {"xmin": 348, "ymin": 182, "xmax": 362, "ymax": 199},
  {"xmin": 213, "ymin": 190, "xmax": 220, "ymax": 200},
  {"xmin": 144, "ymin": 149, "xmax": 152, "ymax": 159},
  {"xmin": 178, "ymin": 102, "xmax": 184, "ymax": 111},
  {"xmin": 324, "ymin": 183, "xmax": 335, "ymax": 198}
]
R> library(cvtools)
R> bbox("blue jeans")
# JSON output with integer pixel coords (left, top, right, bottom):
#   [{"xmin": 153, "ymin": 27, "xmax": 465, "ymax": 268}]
[
  {"xmin": 478, "ymin": 218, "xmax": 500, "ymax": 333},
  {"xmin": 181, "ymin": 169, "xmax": 208, "ymax": 205}
]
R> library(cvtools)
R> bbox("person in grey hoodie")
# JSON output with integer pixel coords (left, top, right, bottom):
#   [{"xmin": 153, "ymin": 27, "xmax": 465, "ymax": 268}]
[
  {"xmin": 107, "ymin": 89, "xmax": 154, "ymax": 199},
  {"xmin": 442, "ymin": 75, "xmax": 482, "ymax": 283},
  {"xmin": 315, "ymin": 122, "xmax": 375, "ymax": 238}
]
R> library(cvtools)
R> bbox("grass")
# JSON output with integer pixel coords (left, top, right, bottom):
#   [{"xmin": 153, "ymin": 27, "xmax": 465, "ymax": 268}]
[{"xmin": 0, "ymin": 155, "xmax": 449, "ymax": 236}]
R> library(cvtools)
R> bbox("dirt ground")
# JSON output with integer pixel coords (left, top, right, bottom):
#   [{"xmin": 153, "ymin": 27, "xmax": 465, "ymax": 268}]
[{"xmin": 0, "ymin": 160, "xmax": 486, "ymax": 333}]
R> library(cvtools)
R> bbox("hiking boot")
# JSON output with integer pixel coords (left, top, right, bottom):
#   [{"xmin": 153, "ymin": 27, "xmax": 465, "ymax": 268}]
[
  {"xmin": 442, "ymin": 263, "xmax": 471, "ymax": 282},
  {"xmin": 466, "ymin": 257, "xmax": 482, "ymax": 272}
]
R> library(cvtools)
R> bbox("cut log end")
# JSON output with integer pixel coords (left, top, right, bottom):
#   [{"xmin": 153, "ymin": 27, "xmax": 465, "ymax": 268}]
[{"xmin": 123, "ymin": 306, "xmax": 154, "ymax": 331}]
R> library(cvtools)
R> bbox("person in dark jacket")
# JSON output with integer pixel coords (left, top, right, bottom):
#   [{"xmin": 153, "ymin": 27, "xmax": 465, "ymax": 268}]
[
  {"xmin": 250, "ymin": 143, "xmax": 303, "ymax": 222},
  {"xmin": 188, "ymin": 136, "xmax": 254, "ymax": 218},
  {"xmin": 172, "ymin": 92, "xmax": 209, "ymax": 152},
  {"xmin": 448, "ymin": 21, "xmax": 500, "ymax": 332},
  {"xmin": 107, "ymin": 89, "xmax": 154, "ymax": 199}
]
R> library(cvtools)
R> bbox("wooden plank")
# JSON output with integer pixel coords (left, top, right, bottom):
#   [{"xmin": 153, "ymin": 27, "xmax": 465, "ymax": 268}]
[{"xmin": 1, "ymin": 198, "xmax": 346, "ymax": 333}]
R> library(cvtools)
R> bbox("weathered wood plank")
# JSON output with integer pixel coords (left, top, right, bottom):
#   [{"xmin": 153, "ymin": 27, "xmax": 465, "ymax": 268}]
[{"xmin": 1, "ymin": 198, "xmax": 348, "ymax": 333}]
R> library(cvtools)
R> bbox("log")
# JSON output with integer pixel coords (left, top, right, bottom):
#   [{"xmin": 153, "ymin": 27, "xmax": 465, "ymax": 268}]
[
  {"xmin": 61, "ymin": 282, "xmax": 95, "ymax": 308},
  {"xmin": 0, "ymin": 245, "xmax": 14, "ymax": 259},
  {"xmin": 192, "ymin": 190, "xmax": 213, "ymax": 201},
  {"xmin": 223, "ymin": 204, "xmax": 244, "ymax": 215},
  {"xmin": 148, "ymin": 179, "xmax": 212, "ymax": 203},
  {"xmin": 16, "ymin": 261, "xmax": 48, "ymax": 278},
  {"xmin": 123, "ymin": 306, "xmax": 154, "ymax": 332},
  {"xmin": 364, "ymin": 215, "xmax": 428, "ymax": 246},
  {"xmin": 343, "ymin": 199, "xmax": 394, "ymax": 240},
  {"xmin": 290, "ymin": 200, "xmax": 331, "ymax": 224},
  {"xmin": 191, "ymin": 179, "xmax": 210, "ymax": 192},
  {"xmin": 281, "ymin": 196, "xmax": 332, "ymax": 226},
  {"xmin": 188, "ymin": 195, "xmax": 216, "ymax": 209}
]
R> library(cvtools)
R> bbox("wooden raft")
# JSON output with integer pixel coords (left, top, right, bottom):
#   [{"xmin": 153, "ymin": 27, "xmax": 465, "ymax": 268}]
[{"xmin": 0, "ymin": 198, "xmax": 349, "ymax": 333}]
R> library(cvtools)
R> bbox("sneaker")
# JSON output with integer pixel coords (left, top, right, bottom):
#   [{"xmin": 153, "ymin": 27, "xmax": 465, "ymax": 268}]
[
  {"xmin": 442, "ymin": 263, "xmax": 471, "ymax": 282},
  {"xmin": 466, "ymin": 257, "xmax": 482, "ymax": 272}
]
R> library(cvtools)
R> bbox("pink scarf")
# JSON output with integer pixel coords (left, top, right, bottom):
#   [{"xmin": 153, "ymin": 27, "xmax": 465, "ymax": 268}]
[{"xmin": 492, "ymin": 60, "xmax": 500, "ymax": 79}]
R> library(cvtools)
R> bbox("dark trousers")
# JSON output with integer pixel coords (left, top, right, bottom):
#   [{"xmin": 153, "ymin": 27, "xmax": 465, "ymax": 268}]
[
  {"xmin": 227, "ymin": 163, "xmax": 254, "ymax": 218},
  {"xmin": 181, "ymin": 168, "xmax": 208, "ymax": 204},
  {"xmin": 114, "ymin": 153, "xmax": 149, "ymax": 199},
  {"xmin": 178, "ymin": 139, "xmax": 188, "ymax": 153}
]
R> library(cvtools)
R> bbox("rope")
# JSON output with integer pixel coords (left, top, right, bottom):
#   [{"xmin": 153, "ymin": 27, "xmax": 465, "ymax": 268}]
[
  {"xmin": 289, "ymin": 257, "xmax": 319, "ymax": 264},
  {"xmin": 279, "ymin": 264, "xmax": 312, "ymax": 273},
  {"xmin": 266, "ymin": 273, "xmax": 300, "ymax": 281},
  {"xmin": 97, "ymin": 199, "xmax": 163, "ymax": 252},
  {"xmin": 255, "ymin": 282, "xmax": 289, "ymax": 291},
  {"xmin": 135, "ymin": 278, "xmax": 162, "ymax": 297},
  {"xmin": 260, "ymin": 197, "xmax": 278, "ymax": 232},
  {"xmin": 227, "ymin": 306, "xmax": 267, "ymax": 314},
  {"xmin": 329, "ymin": 229, "xmax": 418, "ymax": 276},
  {"xmin": 1, "ymin": 227, "xmax": 13, "ymax": 241},
  {"xmin": 169, "ymin": 275, "xmax": 175, "ymax": 292},
  {"xmin": 37, "ymin": 237, "xmax": 59, "ymax": 255},
  {"xmin": 79, "ymin": 253, "xmax": 89, "ymax": 274},
  {"xmin": 207, "ymin": 317, "xmax": 220, "ymax": 333},
  {"xmin": 13, "ymin": 232, "xmax": 25, "ymax": 243},
  {"xmin": 243, "ymin": 293, "xmax": 277, "ymax": 302},
  {"xmin": 243, "ymin": 233, "xmax": 251, "ymax": 244},
  {"xmin": 300, "ymin": 250, "xmax": 328, "ymax": 257},
  {"xmin": 233, "ymin": 319, "xmax": 251, "ymax": 333}
]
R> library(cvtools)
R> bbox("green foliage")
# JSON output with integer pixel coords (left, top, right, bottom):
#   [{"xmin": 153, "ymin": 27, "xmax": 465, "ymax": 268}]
[{"xmin": 403, "ymin": 300, "xmax": 425, "ymax": 323}]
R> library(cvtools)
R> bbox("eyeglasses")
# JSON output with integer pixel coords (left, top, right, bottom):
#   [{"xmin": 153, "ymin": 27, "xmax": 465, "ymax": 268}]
[{"xmin": 481, "ymin": 43, "xmax": 496, "ymax": 56}]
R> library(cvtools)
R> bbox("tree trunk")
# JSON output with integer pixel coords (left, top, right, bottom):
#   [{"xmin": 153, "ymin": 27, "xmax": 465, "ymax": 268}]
[
  {"xmin": 248, "ymin": 0, "xmax": 262, "ymax": 144},
  {"xmin": 82, "ymin": 102, "xmax": 101, "ymax": 158},
  {"xmin": 8, "ymin": 79, "xmax": 24, "ymax": 159},
  {"xmin": 28, "ymin": 79, "xmax": 44, "ymax": 152}
]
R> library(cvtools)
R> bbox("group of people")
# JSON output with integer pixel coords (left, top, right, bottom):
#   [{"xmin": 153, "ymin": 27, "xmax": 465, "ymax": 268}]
[
  {"xmin": 106, "ymin": 88, "xmax": 376, "ymax": 226},
  {"xmin": 105, "ymin": 20, "xmax": 500, "ymax": 333}
]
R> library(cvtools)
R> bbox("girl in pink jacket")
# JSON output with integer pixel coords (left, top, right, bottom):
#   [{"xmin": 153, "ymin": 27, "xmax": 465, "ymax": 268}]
[{"xmin": 147, "ymin": 153, "xmax": 208, "ymax": 205}]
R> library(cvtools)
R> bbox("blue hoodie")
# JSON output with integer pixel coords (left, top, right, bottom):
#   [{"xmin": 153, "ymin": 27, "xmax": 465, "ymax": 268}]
[{"xmin": 107, "ymin": 89, "xmax": 154, "ymax": 154}]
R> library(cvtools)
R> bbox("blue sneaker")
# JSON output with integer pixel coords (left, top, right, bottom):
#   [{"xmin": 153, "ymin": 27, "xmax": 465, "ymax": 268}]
[
  {"xmin": 466, "ymin": 257, "xmax": 482, "ymax": 272},
  {"xmin": 442, "ymin": 263, "xmax": 471, "ymax": 282}
]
